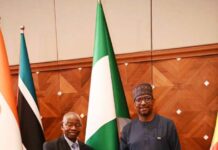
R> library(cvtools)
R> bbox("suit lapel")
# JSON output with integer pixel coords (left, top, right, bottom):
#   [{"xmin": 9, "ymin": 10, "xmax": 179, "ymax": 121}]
[
  {"xmin": 78, "ymin": 141, "xmax": 84, "ymax": 150},
  {"xmin": 79, "ymin": 141, "xmax": 90, "ymax": 150},
  {"xmin": 59, "ymin": 136, "xmax": 71, "ymax": 150}
]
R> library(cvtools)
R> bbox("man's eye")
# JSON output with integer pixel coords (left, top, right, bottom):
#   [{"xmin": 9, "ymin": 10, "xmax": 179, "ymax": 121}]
[
  {"xmin": 75, "ymin": 124, "xmax": 81, "ymax": 127},
  {"xmin": 66, "ymin": 123, "xmax": 81, "ymax": 127}
]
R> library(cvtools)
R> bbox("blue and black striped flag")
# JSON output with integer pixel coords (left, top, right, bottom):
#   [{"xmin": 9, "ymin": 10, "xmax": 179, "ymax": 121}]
[{"xmin": 18, "ymin": 28, "xmax": 45, "ymax": 150}]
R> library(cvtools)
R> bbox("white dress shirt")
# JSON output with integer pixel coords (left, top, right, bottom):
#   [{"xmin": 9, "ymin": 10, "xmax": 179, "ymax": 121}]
[{"xmin": 64, "ymin": 135, "xmax": 80, "ymax": 150}]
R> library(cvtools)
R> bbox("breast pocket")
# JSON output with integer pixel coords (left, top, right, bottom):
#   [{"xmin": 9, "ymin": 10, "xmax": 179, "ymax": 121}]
[
  {"xmin": 153, "ymin": 135, "xmax": 170, "ymax": 150},
  {"xmin": 137, "ymin": 135, "xmax": 169, "ymax": 150},
  {"xmin": 129, "ymin": 135, "xmax": 168, "ymax": 150}
]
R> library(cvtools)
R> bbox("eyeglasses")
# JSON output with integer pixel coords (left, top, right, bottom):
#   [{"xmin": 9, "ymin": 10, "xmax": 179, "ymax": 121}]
[
  {"xmin": 135, "ymin": 96, "xmax": 152, "ymax": 104},
  {"xmin": 64, "ymin": 122, "xmax": 82, "ymax": 128}
]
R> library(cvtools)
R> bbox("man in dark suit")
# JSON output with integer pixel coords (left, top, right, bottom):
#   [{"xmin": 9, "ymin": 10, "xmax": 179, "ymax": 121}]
[{"xmin": 43, "ymin": 112, "xmax": 92, "ymax": 150}]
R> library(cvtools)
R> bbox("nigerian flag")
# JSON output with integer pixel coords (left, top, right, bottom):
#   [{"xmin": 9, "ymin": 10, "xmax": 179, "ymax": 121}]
[{"xmin": 85, "ymin": 1, "xmax": 130, "ymax": 150}]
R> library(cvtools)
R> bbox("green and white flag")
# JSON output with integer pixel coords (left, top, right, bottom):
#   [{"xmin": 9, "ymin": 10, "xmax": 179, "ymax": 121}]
[{"xmin": 85, "ymin": 1, "xmax": 130, "ymax": 150}]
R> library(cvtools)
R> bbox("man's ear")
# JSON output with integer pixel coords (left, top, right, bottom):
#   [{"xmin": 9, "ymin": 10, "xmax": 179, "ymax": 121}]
[
  {"xmin": 151, "ymin": 98, "xmax": 155, "ymax": 104},
  {"xmin": 61, "ymin": 123, "xmax": 64, "ymax": 131},
  {"xmin": 133, "ymin": 101, "xmax": 137, "ymax": 109}
]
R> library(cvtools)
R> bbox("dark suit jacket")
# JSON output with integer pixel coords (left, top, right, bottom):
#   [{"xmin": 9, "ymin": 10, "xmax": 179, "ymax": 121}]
[{"xmin": 43, "ymin": 136, "xmax": 92, "ymax": 150}]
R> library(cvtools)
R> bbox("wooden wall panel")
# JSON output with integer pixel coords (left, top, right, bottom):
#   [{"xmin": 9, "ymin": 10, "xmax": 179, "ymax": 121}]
[
  {"xmin": 11, "ymin": 44, "xmax": 218, "ymax": 150},
  {"xmin": 152, "ymin": 55, "xmax": 218, "ymax": 150}
]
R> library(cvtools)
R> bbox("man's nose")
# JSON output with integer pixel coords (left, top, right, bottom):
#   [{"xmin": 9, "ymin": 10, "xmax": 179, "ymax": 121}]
[
  {"xmin": 69, "ymin": 125, "xmax": 77, "ymax": 130},
  {"xmin": 141, "ymin": 99, "xmax": 146, "ymax": 104}
]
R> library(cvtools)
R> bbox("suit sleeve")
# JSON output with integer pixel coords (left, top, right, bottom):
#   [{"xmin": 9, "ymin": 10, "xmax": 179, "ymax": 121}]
[
  {"xmin": 43, "ymin": 141, "xmax": 56, "ymax": 150},
  {"xmin": 120, "ymin": 125, "xmax": 129, "ymax": 150},
  {"xmin": 78, "ymin": 141, "xmax": 93, "ymax": 150},
  {"xmin": 43, "ymin": 142, "xmax": 49, "ymax": 150},
  {"xmin": 167, "ymin": 121, "xmax": 181, "ymax": 150}
]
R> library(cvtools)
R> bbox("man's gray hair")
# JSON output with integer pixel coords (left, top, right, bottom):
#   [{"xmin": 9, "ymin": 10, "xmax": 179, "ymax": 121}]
[{"xmin": 62, "ymin": 112, "xmax": 82, "ymax": 125}]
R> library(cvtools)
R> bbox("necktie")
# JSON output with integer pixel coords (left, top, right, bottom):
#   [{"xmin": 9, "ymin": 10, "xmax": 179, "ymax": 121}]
[{"xmin": 71, "ymin": 143, "xmax": 78, "ymax": 150}]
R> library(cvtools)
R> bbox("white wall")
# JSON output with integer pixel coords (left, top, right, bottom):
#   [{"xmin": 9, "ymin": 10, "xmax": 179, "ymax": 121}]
[
  {"xmin": 153, "ymin": 0, "xmax": 218, "ymax": 49},
  {"xmin": 0, "ymin": 0, "xmax": 217, "ymax": 65},
  {"xmin": 0, "ymin": 0, "xmax": 57, "ymax": 64}
]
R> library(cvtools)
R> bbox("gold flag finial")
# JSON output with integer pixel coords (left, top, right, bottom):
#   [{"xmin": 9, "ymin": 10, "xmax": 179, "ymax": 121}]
[{"xmin": 20, "ymin": 25, "xmax": 25, "ymax": 33}]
